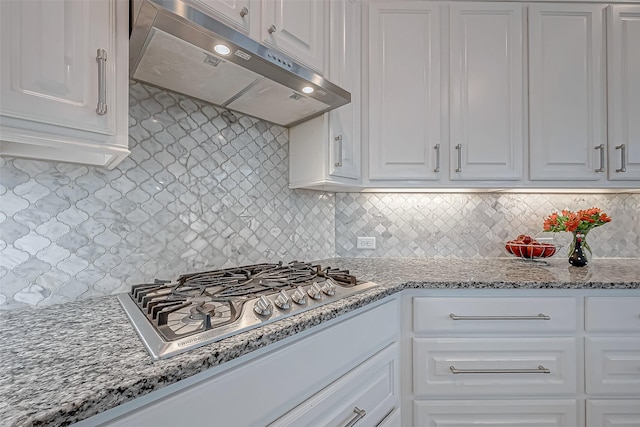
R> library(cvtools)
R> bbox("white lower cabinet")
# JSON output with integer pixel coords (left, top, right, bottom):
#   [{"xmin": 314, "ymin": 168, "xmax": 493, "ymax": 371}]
[
  {"xmin": 80, "ymin": 298, "xmax": 400, "ymax": 427},
  {"xmin": 405, "ymin": 292, "xmax": 581, "ymax": 426},
  {"xmin": 415, "ymin": 400, "xmax": 578, "ymax": 426},
  {"xmin": 587, "ymin": 400, "xmax": 640, "ymax": 427},
  {"xmin": 585, "ymin": 297, "xmax": 640, "ymax": 427}
]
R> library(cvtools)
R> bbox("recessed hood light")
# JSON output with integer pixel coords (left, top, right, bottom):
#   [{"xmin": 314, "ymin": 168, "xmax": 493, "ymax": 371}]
[
  {"xmin": 302, "ymin": 86, "xmax": 314, "ymax": 94},
  {"xmin": 214, "ymin": 44, "xmax": 231, "ymax": 55}
]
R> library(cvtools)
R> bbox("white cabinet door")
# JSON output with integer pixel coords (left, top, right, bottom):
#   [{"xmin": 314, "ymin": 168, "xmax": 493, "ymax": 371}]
[
  {"xmin": 414, "ymin": 400, "xmax": 578, "ymax": 427},
  {"xmin": 328, "ymin": 0, "xmax": 361, "ymax": 180},
  {"xmin": 288, "ymin": 0, "xmax": 360, "ymax": 190},
  {"xmin": 608, "ymin": 5, "xmax": 640, "ymax": 181},
  {"xmin": 585, "ymin": 337, "xmax": 640, "ymax": 396},
  {"xmin": 368, "ymin": 1, "xmax": 441, "ymax": 181},
  {"xmin": 261, "ymin": 0, "xmax": 326, "ymax": 73},
  {"xmin": 529, "ymin": 4, "xmax": 606, "ymax": 181},
  {"xmin": 0, "ymin": 0, "xmax": 129, "ymax": 169},
  {"xmin": 449, "ymin": 3, "xmax": 524, "ymax": 181},
  {"xmin": 186, "ymin": 0, "xmax": 260, "ymax": 36},
  {"xmin": 587, "ymin": 400, "xmax": 640, "ymax": 427}
]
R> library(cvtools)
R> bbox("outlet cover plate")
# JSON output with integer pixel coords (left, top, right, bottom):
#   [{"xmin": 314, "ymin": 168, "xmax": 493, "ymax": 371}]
[{"xmin": 356, "ymin": 236, "xmax": 376, "ymax": 249}]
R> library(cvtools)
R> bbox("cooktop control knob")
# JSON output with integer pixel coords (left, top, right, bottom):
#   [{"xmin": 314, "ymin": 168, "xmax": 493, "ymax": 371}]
[
  {"xmin": 254, "ymin": 295, "xmax": 272, "ymax": 316},
  {"xmin": 274, "ymin": 290, "xmax": 291, "ymax": 310},
  {"xmin": 321, "ymin": 281, "xmax": 336, "ymax": 296},
  {"xmin": 307, "ymin": 283, "xmax": 322, "ymax": 300},
  {"xmin": 291, "ymin": 286, "xmax": 307, "ymax": 305}
]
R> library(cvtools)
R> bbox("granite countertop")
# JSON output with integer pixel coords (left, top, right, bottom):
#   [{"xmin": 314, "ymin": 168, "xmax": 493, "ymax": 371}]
[{"xmin": 1, "ymin": 257, "xmax": 639, "ymax": 427}]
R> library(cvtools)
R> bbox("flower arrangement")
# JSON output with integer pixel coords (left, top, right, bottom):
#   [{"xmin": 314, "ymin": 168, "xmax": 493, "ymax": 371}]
[
  {"xmin": 543, "ymin": 207, "xmax": 612, "ymax": 265},
  {"xmin": 543, "ymin": 207, "xmax": 612, "ymax": 234}
]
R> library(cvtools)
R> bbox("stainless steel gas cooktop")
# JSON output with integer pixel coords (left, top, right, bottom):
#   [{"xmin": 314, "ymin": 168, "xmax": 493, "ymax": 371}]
[{"xmin": 118, "ymin": 261, "xmax": 378, "ymax": 360}]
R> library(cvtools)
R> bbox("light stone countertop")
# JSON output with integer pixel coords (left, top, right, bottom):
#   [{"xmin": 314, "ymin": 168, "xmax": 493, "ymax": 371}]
[{"xmin": 1, "ymin": 257, "xmax": 639, "ymax": 427}]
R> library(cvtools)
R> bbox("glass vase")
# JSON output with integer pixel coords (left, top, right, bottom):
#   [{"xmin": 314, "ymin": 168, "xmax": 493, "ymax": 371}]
[{"xmin": 568, "ymin": 231, "xmax": 591, "ymax": 267}]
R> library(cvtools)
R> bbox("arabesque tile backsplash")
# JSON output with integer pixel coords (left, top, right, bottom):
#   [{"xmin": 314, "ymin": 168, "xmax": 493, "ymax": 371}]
[
  {"xmin": 0, "ymin": 82, "xmax": 335, "ymax": 310},
  {"xmin": 1, "ymin": 82, "xmax": 639, "ymax": 310}
]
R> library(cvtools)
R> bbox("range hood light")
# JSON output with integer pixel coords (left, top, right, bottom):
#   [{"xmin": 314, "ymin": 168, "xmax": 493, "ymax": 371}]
[
  {"xmin": 301, "ymin": 86, "xmax": 314, "ymax": 94},
  {"xmin": 214, "ymin": 44, "xmax": 231, "ymax": 55}
]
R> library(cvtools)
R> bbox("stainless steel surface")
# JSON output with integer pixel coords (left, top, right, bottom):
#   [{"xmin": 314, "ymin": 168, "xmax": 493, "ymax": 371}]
[
  {"xmin": 96, "ymin": 49, "xmax": 107, "ymax": 115},
  {"xmin": 433, "ymin": 143, "xmax": 440, "ymax": 173},
  {"xmin": 449, "ymin": 365, "xmax": 551, "ymax": 374},
  {"xmin": 335, "ymin": 135, "xmax": 343, "ymax": 167},
  {"xmin": 595, "ymin": 144, "xmax": 605, "ymax": 172},
  {"xmin": 455, "ymin": 144, "xmax": 462, "ymax": 172},
  {"xmin": 616, "ymin": 144, "xmax": 627, "ymax": 173},
  {"xmin": 118, "ymin": 262, "xmax": 378, "ymax": 360},
  {"xmin": 344, "ymin": 407, "xmax": 366, "ymax": 427},
  {"xmin": 449, "ymin": 313, "xmax": 551, "ymax": 320},
  {"xmin": 129, "ymin": 0, "xmax": 350, "ymax": 127}
]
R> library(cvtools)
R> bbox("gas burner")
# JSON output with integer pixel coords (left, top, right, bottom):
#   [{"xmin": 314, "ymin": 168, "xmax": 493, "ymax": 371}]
[{"xmin": 118, "ymin": 261, "xmax": 378, "ymax": 360}]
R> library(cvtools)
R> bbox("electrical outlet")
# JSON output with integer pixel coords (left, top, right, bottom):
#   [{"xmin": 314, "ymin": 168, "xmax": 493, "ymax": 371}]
[{"xmin": 356, "ymin": 236, "xmax": 376, "ymax": 249}]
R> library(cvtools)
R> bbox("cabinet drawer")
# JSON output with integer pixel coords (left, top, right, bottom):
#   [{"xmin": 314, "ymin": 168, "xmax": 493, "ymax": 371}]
[
  {"xmin": 586, "ymin": 297, "xmax": 640, "ymax": 332},
  {"xmin": 269, "ymin": 343, "xmax": 399, "ymax": 427},
  {"xmin": 586, "ymin": 337, "xmax": 640, "ymax": 395},
  {"xmin": 413, "ymin": 337, "xmax": 577, "ymax": 396},
  {"xmin": 414, "ymin": 399, "xmax": 578, "ymax": 426},
  {"xmin": 587, "ymin": 399, "xmax": 640, "ymax": 427},
  {"xmin": 413, "ymin": 297, "xmax": 577, "ymax": 333}
]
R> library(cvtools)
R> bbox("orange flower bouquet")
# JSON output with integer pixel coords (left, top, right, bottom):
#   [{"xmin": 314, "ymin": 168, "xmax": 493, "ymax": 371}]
[{"xmin": 543, "ymin": 208, "xmax": 612, "ymax": 265}]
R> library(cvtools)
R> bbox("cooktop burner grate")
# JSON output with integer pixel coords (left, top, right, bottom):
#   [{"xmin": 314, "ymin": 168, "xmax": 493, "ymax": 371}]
[{"xmin": 118, "ymin": 261, "xmax": 378, "ymax": 360}]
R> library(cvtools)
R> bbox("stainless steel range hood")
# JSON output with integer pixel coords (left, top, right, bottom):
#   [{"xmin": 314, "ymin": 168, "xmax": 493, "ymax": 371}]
[{"xmin": 130, "ymin": 0, "xmax": 350, "ymax": 127}]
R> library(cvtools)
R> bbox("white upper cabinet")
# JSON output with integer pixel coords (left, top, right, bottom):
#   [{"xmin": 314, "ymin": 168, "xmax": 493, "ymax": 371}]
[
  {"xmin": 327, "ymin": 0, "xmax": 361, "ymax": 181},
  {"xmin": 0, "ymin": 0, "xmax": 129, "ymax": 169},
  {"xmin": 288, "ymin": 0, "xmax": 361, "ymax": 191},
  {"xmin": 261, "ymin": 0, "xmax": 326, "ymax": 73},
  {"xmin": 607, "ymin": 5, "xmax": 640, "ymax": 181},
  {"xmin": 188, "ymin": 0, "xmax": 260, "ymax": 36},
  {"xmin": 528, "ymin": 4, "xmax": 607, "ymax": 181},
  {"xmin": 368, "ymin": 1, "xmax": 441, "ymax": 181},
  {"xmin": 449, "ymin": 2, "xmax": 524, "ymax": 181}
]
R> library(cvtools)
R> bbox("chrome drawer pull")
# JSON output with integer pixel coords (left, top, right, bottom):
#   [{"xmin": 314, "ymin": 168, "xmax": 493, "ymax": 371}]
[
  {"xmin": 449, "ymin": 313, "xmax": 551, "ymax": 321},
  {"xmin": 344, "ymin": 407, "xmax": 366, "ymax": 427},
  {"xmin": 450, "ymin": 365, "xmax": 551, "ymax": 374},
  {"xmin": 434, "ymin": 143, "xmax": 440, "ymax": 172}
]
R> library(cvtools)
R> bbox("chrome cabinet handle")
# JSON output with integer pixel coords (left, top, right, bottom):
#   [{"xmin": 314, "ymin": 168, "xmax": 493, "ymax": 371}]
[
  {"xmin": 268, "ymin": 25, "xmax": 277, "ymax": 34},
  {"xmin": 449, "ymin": 313, "xmax": 551, "ymax": 321},
  {"xmin": 450, "ymin": 365, "xmax": 551, "ymax": 374},
  {"xmin": 334, "ymin": 135, "xmax": 343, "ymax": 167},
  {"xmin": 595, "ymin": 144, "xmax": 605, "ymax": 172},
  {"xmin": 240, "ymin": 6, "xmax": 248, "ymax": 17},
  {"xmin": 616, "ymin": 144, "xmax": 627, "ymax": 173},
  {"xmin": 455, "ymin": 144, "xmax": 462, "ymax": 172},
  {"xmin": 96, "ymin": 49, "xmax": 107, "ymax": 115},
  {"xmin": 434, "ymin": 143, "xmax": 440, "ymax": 172},
  {"xmin": 344, "ymin": 407, "xmax": 366, "ymax": 427}
]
